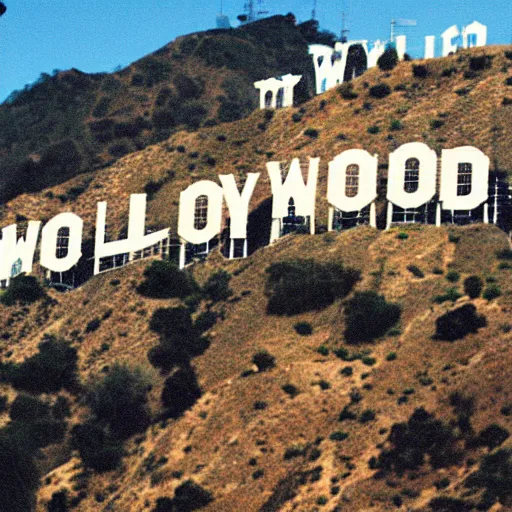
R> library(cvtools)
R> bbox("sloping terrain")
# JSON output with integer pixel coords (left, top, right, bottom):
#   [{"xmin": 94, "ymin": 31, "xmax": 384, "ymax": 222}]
[{"xmin": 0, "ymin": 44, "xmax": 511, "ymax": 512}]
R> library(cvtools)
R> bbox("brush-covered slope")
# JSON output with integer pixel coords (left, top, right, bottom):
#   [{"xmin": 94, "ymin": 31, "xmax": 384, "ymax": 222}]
[
  {"xmin": 0, "ymin": 223, "xmax": 511, "ymax": 512},
  {"xmin": 0, "ymin": 15, "xmax": 314, "ymax": 203}
]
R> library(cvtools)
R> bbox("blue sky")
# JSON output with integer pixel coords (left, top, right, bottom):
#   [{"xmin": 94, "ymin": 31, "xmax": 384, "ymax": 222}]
[{"xmin": 0, "ymin": 0, "xmax": 510, "ymax": 101}]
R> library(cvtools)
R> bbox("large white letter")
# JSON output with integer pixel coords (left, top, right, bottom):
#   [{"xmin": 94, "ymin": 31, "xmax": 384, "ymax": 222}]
[
  {"xmin": 95, "ymin": 194, "xmax": 169, "ymax": 274},
  {"xmin": 267, "ymin": 157, "xmax": 319, "ymax": 242},
  {"xmin": 442, "ymin": 25, "xmax": 460, "ymax": 57},
  {"xmin": 327, "ymin": 149, "xmax": 377, "ymax": 212},
  {"xmin": 41, "ymin": 213, "xmax": 83, "ymax": 272},
  {"xmin": 440, "ymin": 146, "xmax": 489, "ymax": 211},
  {"xmin": 0, "ymin": 222, "xmax": 41, "ymax": 280},
  {"xmin": 178, "ymin": 181, "xmax": 223, "ymax": 245},
  {"xmin": 219, "ymin": 173, "xmax": 260, "ymax": 239},
  {"xmin": 387, "ymin": 143, "xmax": 437, "ymax": 209},
  {"xmin": 462, "ymin": 21, "xmax": 487, "ymax": 49}
]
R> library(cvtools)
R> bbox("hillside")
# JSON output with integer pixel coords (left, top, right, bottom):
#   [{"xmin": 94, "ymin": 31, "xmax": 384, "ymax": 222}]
[
  {"xmin": 0, "ymin": 15, "xmax": 315, "ymax": 203},
  {"xmin": 0, "ymin": 44, "xmax": 511, "ymax": 512}
]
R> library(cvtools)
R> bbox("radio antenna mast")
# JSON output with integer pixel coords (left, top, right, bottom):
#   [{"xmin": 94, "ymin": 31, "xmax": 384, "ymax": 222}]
[{"xmin": 311, "ymin": 0, "xmax": 317, "ymax": 20}]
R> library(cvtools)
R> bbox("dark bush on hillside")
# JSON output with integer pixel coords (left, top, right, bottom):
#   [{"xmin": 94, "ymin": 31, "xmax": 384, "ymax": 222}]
[
  {"xmin": 176, "ymin": 101, "xmax": 208, "ymax": 129},
  {"xmin": 86, "ymin": 364, "xmax": 151, "ymax": 439},
  {"xmin": 377, "ymin": 48, "xmax": 398, "ymax": 71},
  {"xmin": 464, "ymin": 276, "xmax": 483, "ymax": 298},
  {"xmin": 1, "ymin": 336, "xmax": 78, "ymax": 394},
  {"xmin": 71, "ymin": 422, "xmax": 124, "ymax": 472},
  {"xmin": 469, "ymin": 55, "xmax": 492, "ymax": 72},
  {"xmin": 434, "ymin": 304, "xmax": 487, "ymax": 341},
  {"xmin": 173, "ymin": 74, "xmax": 204, "ymax": 100},
  {"xmin": 202, "ymin": 270, "xmax": 233, "ymax": 302},
  {"xmin": 252, "ymin": 351, "xmax": 276, "ymax": 372},
  {"xmin": 194, "ymin": 311, "xmax": 218, "ymax": 334},
  {"xmin": 47, "ymin": 489, "xmax": 69, "ymax": 512},
  {"xmin": 412, "ymin": 65, "xmax": 428, "ymax": 78},
  {"xmin": 294, "ymin": 322, "xmax": 313, "ymax": 335},
  {"xmin": 369, "ymin": 83, "xmax": 391, "ymax": 99},
  {"xmin": 152, "ymin": 109, "xmax": 176, "ymax": 130},
  {"xmin": 161, "ymin": 366, "xmax": 202, "ymax": 418},
  {"xmin": 137, "ymin": 260, "xmax": 199, "ymax": 299},
  {"xmin": 148, "ymin": 307, "xmax": 208, "ymax": 371},
  {"xmin": 338, "ymin": 83, "xmax": 358, "ymax": 99},
  {"xmin": 344, "ymin": 291, "xmax": 401, "ymax": 344},
  {"xmin": 0, "ymin": 432, "xmax": 40, "ymax": 512},
  {"xmin": 0, "ymin": 274, "xmax": 45, "ymax": 306},
  {"xmin": 428, "ymin": 497, "xmax": 473, "ymax": 511},
  {"xmin": 7, "ymin": 395, "xmax": 66, "ymax": 450},
  {"xmin": 371, "ymin": 407, "xmax": 461, "ymax": 475},
  {"xmin": 465, "ymin": 449, "xmax": 512, "ymax": 509},
  {"xmin": 473, "ymin": 424, "xmax": 510, "ymax": 450},
  {"xmin": 265, "ymin": 260, "xmax": 360, "ymax": 315},
  {"xmin": 153, "ymin": 481, "xmax": 213, "ymax": 511}
]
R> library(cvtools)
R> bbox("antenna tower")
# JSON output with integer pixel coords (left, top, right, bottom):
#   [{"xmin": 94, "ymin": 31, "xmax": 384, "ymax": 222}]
[
  {"xmin": 311, "ymin": 0, "xmax": 317, "ymax": 21},
  {"xmin": 341, "ymin": 11, "xmax": 349, "ymax": 42}
]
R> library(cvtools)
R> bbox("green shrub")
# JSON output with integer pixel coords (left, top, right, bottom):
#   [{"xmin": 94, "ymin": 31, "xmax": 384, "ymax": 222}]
[
  {"xmin": 71, "ymin": 422, "xmax": 124, "ymax": 472},
  {"xmin": 86, "ymin": 364, "xmax": 151, "ymax": 439},
  {"xmin": 338, "ymin": 83, "xmax": 358, "ymax": 99},
  {"xmin": 158, "ymin": 480, "xmax": 213, "ymax": 511},
  {"xmin": 389, "ymin": 119, "xmax": 403, "ymax": 131},
  {"xmin": 202, "ymin": 270, "xmax": 232, "ymax": 302},
  {"xmin": 446, "ymin": 270, "xmax": 460, "ymax": 283},
  {"xmin": 194, "ymin": 311, "xmax": 218, "ymax": 334},
  {"xmin": 0, "ymin": 274, "xmax": 45, "ymax": 306},
  {"xmin": 1, "ymin": 336, "xmax": 78, "ymax": 394},
  {"xmin": 252, "ymin": 351, "xmax": 276, "ymax": 372},
  {"xmin": 304, "ymin": 128, "xmax": 319, "ymax": 138},
  {"xmin": 465, "ymin": 449, "xmax": 512, "ymax": 509},
  {"xmin": 294, "ymin": 322, "xmax": 313, "ymax": 335},
  {"xmin": 386, "ymin": 352, "xmax": 397, "ymax": 361},
  {"xmin": 138, "ymin": 260, "xmax": 199, "ymax": 299},
  {"xmin": 469, "ymin": 55, "xmax": 492, "ymax": 71},
  {"xmin": 464, "ymin": 276, "xmax": 483, "ymax": 298},
  {"xmin": 0, "ymin": 431, "xmax": 40, "ymax": 511},
  {"xmin": 434, "ymin": 304, "xmax": 487, "ymax": 341},
  {"xmin": 396, "ymin": 232, "xmax": 408, "ymax": 240},
  {"xmin": 483, "ymin": 284, "xmax": 501, "ymax": 300},
  {"xmin": 148, "ymin": 307, "xmax": 208, "ymax": 371},
  {"xmin": 372, "ymin": 408, "xmax": 461, "ymax": 474},
  {"xmin": 47, "ymin": 490, "xmax": 69, "ymax": 512},
  {"xmin": 412, "ymin": 65, "xmax": 428, "ymax": 78},
  {"xmin": 496, "ymin": 249, "xmax": 512, "ymax": 260},
  {"xmin": 85, "ymin": 318, "xmax": 101, "ymax": 333},
  {"xmin": 473, "ymin": 424, "xmax": 510, "ymax": 450},
  {"xmin": 340, "ymin": 366, "xmax": 353, "ymax": 377},
  {"xmin": 265, "ymin": 259, "xmax": 360, "ymax": 315},
  {"xmin": 431, "ymin": 119, "xmax": 445, "ymax": 129},
  {"xmin": 282, "ymin": 384, "xmax": 299, "ymax": 397},
  {"xmin": 344, "ymin": 291, "xmax": 401, "ymax": 344},
  {"xmin": 367, "ymin": 125, "xmax": 380, "ymax": 134},
  {"xmin": 359, "ymin": 409, "xmax": 376, "ymax": 423},
  {"xmin": 505, "ymin": 77, "xmax": 512, "ymax": 86},
  {"xmin": 377, "ymin": 48, "xmax": 398, "ymax": 71},
  {"xmin": 161, "ymin": 366, "xmax": 202, "ymax": 418},
  {"xmin": 433, "ymin": 287, "xmax": 462, "ymax": 304},
  {"xmin": 330, "ymin": 431, "xmax": 348, "ymax": 441},
  {"xmin": 369, "ymin": 83, "xmax": 391, "ymax": 99},
  {"xmin": 407, "ymin": 265, "xmax": 424, "ymax": 278}
]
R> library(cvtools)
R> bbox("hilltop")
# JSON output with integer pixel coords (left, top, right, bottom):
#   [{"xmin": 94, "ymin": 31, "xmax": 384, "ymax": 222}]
[
  {"xmin": 0, "ymin": 42, "xmax": 511, "ymax": 512},
  {"xmin": 0, "ymin": 15, "xmax": 315, "ymax": 203}
]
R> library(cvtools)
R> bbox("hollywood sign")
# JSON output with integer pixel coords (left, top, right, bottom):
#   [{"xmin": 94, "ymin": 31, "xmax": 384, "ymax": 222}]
[{"xmin": 0, "ymin": 142, "xmax": 506, "ymax": 286}]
